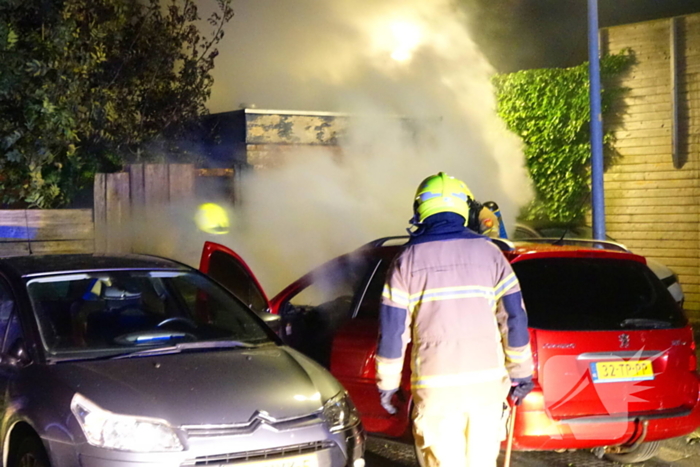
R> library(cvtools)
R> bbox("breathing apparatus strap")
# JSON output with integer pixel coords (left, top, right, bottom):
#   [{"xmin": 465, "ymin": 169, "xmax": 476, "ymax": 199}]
[{"xmin": 467, "ymin": 198, "xmax": 482, "ymax": 233}]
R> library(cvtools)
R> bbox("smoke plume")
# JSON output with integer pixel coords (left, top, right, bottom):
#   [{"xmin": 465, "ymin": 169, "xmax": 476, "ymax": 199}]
[{"xmin": 141, "ymin": 0, "xmax": 532, "ymax": 295}]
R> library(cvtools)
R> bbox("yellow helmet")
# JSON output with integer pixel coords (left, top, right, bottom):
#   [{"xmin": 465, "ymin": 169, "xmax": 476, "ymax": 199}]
[
  {"xmin": 414, "ymin": 172, "xmax": 473, "ymax": 224},
  {"xmin": 194, "ymin": 203, "xmax": 230, "ymax": 234}
]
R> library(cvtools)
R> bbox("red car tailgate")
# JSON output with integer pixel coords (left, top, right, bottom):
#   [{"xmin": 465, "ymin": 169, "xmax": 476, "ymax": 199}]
[
  {"xmin": 535, "ymin": 326, "xmax": 698, "ymax": 420},
  {"xmin": 511, "ymin": 250, "xmax": 697, "ymax": 422}
]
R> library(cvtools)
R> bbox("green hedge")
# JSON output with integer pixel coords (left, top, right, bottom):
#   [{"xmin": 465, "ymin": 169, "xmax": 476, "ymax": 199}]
[{"xmin": 493, "ymin": 51, "xmax": 634, "ymax": 222}]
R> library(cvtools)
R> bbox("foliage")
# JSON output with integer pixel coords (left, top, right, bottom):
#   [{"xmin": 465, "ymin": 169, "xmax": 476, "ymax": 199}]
[
  {"xmin": 493, "ymin": 51, "xmax": 634, "ymax": 222},
  {"xmin": 0, "ymin": 0, "xmax": 233, "ymax": 207}
]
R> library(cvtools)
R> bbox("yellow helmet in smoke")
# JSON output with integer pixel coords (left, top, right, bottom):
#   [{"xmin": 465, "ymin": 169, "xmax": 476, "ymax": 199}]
[
  {"xmin": 414, "ymin": 172, "xmax": 473, "ymax": 224},
  {"xmin": 195, "ymin": 203, "xmax": 229, "ymax": 235}
]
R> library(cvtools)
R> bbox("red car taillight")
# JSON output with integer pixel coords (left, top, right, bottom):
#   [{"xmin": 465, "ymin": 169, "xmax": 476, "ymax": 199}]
[
  {"xmin": 528, "ymin": 329, "xmax": 538, "ymax": 381},
  {"xmin": 690, "ymin": 339, "xmax": 697, "ymax": 372}
]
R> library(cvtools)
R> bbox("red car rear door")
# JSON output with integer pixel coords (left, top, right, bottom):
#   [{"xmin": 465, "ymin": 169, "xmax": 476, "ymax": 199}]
[{"xmin": 330, "ymin": 249, "xmax": 413, "ymax": 438}]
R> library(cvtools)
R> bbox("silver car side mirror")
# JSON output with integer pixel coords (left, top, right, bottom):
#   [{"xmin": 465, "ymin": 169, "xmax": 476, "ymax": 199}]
[{"xmin": 257, "ymin": 311, "xmax": 282, "ymax": 333}]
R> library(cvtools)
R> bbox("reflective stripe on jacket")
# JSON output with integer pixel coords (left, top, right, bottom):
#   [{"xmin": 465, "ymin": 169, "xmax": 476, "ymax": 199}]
[{"xmin": 376, "ymin": 235, "xmax": 533, "ymax": 392}]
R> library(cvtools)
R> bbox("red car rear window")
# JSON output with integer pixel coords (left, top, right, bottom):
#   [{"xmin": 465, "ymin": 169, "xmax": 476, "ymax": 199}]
[{"xmin": 513, "ymin": 257, "xmax": 686, "ymax": 331}]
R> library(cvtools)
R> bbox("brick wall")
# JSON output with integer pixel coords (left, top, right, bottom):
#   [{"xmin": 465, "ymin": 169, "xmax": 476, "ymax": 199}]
[{"xmin": 602, "ymin": 14, "xmax": 700, "ymax": 313}]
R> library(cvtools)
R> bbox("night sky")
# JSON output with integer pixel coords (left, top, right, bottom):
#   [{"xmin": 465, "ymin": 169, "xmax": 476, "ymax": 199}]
[{"xmin": 460, "ymin": 0, "xmax": 700, "ymax": 72}]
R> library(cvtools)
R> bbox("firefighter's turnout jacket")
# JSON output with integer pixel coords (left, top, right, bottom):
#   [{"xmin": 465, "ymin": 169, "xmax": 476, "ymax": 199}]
[{"xmin": 376, "ymin": 212, "xmax": 533, "ymax": 399}]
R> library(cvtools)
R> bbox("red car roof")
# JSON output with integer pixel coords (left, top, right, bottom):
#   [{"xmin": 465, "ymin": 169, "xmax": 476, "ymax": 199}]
[
  {"xmin": 359, "ymin": 236, "xmax": 648, "ymax": 265},
  {"xmin": 506, "ymin": 241, "xmax": 647, "ymax": 265}
]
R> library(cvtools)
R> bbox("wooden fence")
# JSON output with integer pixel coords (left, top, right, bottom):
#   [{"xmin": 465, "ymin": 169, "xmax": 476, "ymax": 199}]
[
  {"xmin": 0, "ymin": 164, "xmax": 197, "ymax": 256},
  {"xmin": 0, "ymin": 209, "xmax": 94, "ymax": 256},
  {"xmin": 95, "ymin": 164, "xmax": 195, "ymax": 253}
]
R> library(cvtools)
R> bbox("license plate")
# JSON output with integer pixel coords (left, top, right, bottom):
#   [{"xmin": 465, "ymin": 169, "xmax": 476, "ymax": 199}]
[
  {"xmin": 590, "ymin": 360, "xmax": 654, "ymax": 383},
  {"xmin": 236, "ymin": 453, "xmax": 318, "ymax": 467}
]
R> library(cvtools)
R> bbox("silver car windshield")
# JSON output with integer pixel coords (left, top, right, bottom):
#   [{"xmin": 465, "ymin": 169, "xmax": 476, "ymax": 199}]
[{"xmin": 26, "ymin": 270, "xmax": 272, "ymax": 358}]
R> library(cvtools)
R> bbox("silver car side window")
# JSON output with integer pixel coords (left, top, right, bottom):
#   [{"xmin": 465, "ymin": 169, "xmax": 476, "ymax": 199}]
[
  {"xmin": 1, "ymin": 311, "xmax": 22, "ymax": 356},
  {"xmin": 0, "ymin": 280, "xmax": 15, "ymax": 351}
]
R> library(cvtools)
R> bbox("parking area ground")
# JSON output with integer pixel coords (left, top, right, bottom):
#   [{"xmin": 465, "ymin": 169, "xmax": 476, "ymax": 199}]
[{"xmin": 365, "ymin": 430, "xmax": 700, "ymax": 466}]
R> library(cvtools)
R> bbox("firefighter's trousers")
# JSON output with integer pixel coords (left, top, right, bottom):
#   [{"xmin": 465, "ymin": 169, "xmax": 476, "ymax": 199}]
[{"xmin": 412, "ymin": 377, "xmax": 511, "ymax": 467}]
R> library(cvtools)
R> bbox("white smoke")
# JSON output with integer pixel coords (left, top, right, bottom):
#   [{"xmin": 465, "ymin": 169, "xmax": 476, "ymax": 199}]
[{"xmin": 151, "ymin": 0, "xmax": 532, "ymax": 295}]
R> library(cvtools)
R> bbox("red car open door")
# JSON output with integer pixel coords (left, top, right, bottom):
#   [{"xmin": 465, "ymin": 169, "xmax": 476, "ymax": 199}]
[{"xmin": 199, "ymin": 241, "xmax": 271, "ymax": 315}]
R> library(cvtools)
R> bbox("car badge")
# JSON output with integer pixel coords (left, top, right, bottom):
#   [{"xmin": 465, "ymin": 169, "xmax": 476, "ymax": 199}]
[
  {"xmin": 619, "ymin": 333, "xmax": 630, "ymax": 349},
  {"xmin": 542, "ymin": 342, "xmax": 575, "ymax": 349},
  {"xmin": 249, "ymin": 410, "xmax": 276, "ymax": 424}
]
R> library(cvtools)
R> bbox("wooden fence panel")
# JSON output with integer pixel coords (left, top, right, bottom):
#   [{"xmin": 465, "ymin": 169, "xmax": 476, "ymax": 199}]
[
  {"xmin": 30, "ymin": 240, "xmax": 94, "ymax": 255},
  {"xmin": 94, "ymin": 172, "xmax": 131, "ymax": 253},
  {"xmin": 0, "ymin": 210, "xmax": 30, "ymax": 256},
  {"xmin": 94, "ymin": 173, "xmax": 107, "ymax": 253},
  {"xmin": 168, "ymin": 164, "xmax": 195, "ymax": 202},
  {"xmin": 144, "ymin": 164, "xmax": 169, "ymax": 207},
  {"xmin": 106, "ymin": 172, "xmax": 130, "ymax": 253},
  {"xmin": 129, "ymin": 164, "xmax": 146, "ymax": 209},
  {"xmin": 0, "ymin": 209, "xmax": 95, "ymax": 256},
  {"xmin": 0, "ymin": 242, "xmax": 29, "ymax": 256},
  {"xmin": 27, "ymin": 210, "xmax": 94, "ymax": 240}
]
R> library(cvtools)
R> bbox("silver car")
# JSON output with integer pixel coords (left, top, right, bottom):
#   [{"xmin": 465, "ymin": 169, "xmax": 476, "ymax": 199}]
[{"xmin": 0, "ymin": 254, "xmax": 365, "ymax": 467}]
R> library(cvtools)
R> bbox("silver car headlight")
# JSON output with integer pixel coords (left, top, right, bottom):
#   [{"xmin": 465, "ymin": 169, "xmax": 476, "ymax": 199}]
[
  {"xmin": 322, "ymin": 392, "xmax": 360, "ymax": 433},
  {"xmin": 71, "ymin": 393, "xmax": 183, "ymax": 452}
]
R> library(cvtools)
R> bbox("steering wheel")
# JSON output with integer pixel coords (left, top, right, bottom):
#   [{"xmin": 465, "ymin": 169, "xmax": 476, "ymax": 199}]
[{"xmin": 156, "ymin": 317, "xmax": 198, "ymax": 329}]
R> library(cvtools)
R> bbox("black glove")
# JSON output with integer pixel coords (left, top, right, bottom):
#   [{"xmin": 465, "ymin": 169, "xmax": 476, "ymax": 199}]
[
  {"xmin": 379, "ymin": 388, "xmax": 398, "ymax": 414},
  {"xmin": 509, "ymin": 377, "xmax": 534, "ymax": 405}
]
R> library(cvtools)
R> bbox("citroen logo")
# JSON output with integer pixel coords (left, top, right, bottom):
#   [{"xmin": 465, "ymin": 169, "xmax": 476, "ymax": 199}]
[
  {"xmin": 619, "ymin": 333, "xmax": 630, "ymax": 349},
  {"xmin": 247, "ymin": 410, "xmax": 277, "ymax": 425}
]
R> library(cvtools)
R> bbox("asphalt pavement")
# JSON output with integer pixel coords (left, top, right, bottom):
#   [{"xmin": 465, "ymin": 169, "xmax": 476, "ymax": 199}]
[{"xmin": 365, "ymin": 429, "xmax": 700, "ymax": 466}]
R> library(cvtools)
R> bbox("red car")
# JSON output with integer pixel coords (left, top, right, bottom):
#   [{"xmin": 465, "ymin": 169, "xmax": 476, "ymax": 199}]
[{"xmin": 200, "ymin": 237, "xmax": 700, "ymax": 464}]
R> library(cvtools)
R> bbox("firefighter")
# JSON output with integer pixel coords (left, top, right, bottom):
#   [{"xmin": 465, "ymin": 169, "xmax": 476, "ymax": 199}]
[
  {"xmin": 482, "ymin": 200, "xmax": 508, "ymax": 239},
  {"xmin": 194, "ymin": 203, "xmax": 230, "ymax": 235},
  {"xmin": 376, "ymin": 172, "xmax": 534, "ymax": 467},
  {"xmin": 475, "ymin": 202, "xmax": 500, "ymax": 237},
  {"xmin": 462, "ymin": 194, "xmax": 500, "ymax": 238}
]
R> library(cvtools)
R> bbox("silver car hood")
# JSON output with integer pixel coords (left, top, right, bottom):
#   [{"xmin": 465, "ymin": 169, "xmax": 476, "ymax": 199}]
[{"xmin": 50, "ymin": 345, "xmax": 339, "ymax": 427}]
